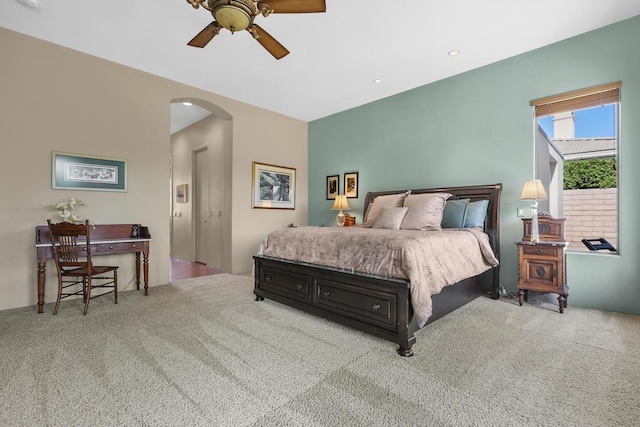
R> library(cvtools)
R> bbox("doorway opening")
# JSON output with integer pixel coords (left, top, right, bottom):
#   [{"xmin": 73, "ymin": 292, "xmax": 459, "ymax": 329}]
[{"xmin": 169, "ymin": 98, "xmax": 232, "ymax": 281}]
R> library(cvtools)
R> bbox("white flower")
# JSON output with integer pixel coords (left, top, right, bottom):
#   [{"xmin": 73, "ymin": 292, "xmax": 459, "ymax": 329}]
[{"xmin": 43, "ymin": 198, "xmax": 88, "ymax": 224}]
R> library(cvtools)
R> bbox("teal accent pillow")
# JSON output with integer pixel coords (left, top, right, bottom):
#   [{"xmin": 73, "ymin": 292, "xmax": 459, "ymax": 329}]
[
  {"xmin": 463, "ymin": 200, "xmax": 489, "ymax": 228},
  {"xmin": 441, "ymin": 199, "xmax": 470, "ymax": 228}
]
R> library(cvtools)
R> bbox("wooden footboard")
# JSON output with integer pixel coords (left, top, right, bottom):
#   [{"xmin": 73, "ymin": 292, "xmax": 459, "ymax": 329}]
[
  {"xmin": 254, "ymin": 255, "xmax": 496, "ymax": 356},
  {"xmin": 254, "ymin": 255, "xmax": 418, "ymax": 355}
]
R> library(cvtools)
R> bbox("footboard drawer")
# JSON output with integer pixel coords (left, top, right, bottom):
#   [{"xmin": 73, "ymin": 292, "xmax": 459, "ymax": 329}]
[
  {"xmin": 258, "ymin": 266, "xmax": 312, "ymax": 303},
  {"xmin": 314, "ymin": 279, "xmax": 397, "ymax": 330}
]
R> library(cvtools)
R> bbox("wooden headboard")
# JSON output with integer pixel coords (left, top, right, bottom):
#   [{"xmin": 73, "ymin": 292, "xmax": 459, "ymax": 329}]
[{"xmin": 363, "ymin": 183, "xmax": 503, "ymax": 261}]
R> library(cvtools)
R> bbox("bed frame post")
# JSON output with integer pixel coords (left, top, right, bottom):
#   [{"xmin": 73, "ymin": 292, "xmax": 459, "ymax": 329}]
[
  {"xmin": 491, "ymin": 265, "xmax": 501, "ymax": 299},
  {"xmin": 396, "ymin": 284, "xmax": 416, "ymax": 357}
]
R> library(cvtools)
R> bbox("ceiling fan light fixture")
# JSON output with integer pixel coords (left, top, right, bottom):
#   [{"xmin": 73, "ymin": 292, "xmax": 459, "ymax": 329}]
[
  {"xmin": 211, "ymin": 0, "xmax": 254, "ymax": 32},
  {"xmin": 187, "ymin": 0, "xmax": 326, "ymax": 58}
]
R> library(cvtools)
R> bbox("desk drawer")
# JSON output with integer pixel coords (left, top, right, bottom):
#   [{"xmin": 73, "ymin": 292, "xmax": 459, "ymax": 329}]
[{"xmin": 95, "ymin": 242, "xmax": 144, "ymax": 254}]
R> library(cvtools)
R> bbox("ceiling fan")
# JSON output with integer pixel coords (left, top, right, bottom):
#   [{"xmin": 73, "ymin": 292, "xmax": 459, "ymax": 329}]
[{"xmin": 186, "ymin": 0, "xmax": 327, "ymax": 60}]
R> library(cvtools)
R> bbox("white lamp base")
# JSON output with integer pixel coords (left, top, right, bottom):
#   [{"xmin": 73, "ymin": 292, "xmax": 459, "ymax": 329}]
[
  {"xmin": 336, "ymin": 210, "xmax": 345, "ymax": 227},
  {"xmin": 530, "ymin": 200, "xmax": 540, "ymax": 242}
]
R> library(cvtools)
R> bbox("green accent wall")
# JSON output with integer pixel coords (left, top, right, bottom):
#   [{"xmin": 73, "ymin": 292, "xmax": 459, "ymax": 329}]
[{"xmin": 308, "ymin": 16, "xmax": 640, "ymax": 316}]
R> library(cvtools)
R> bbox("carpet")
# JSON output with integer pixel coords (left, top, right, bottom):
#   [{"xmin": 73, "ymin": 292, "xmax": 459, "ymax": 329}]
[{"xmin": 1, "ymin": 273, "xmax": 638, "ymax": 426}]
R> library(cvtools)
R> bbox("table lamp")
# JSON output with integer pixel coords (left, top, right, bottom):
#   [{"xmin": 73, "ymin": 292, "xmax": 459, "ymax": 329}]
[
  {"xmin": 331, "ymin": 195, "xmax": 351, "ymax": 227},
  {"xmin": 520, "ymin": 179, "xmax": 548, "ymax": 242}
]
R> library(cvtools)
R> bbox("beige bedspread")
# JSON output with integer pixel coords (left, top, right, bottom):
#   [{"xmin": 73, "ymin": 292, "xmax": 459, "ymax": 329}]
[{"xmin": 258, "ymin": 226, "xmax": 499, "ymax": 326}]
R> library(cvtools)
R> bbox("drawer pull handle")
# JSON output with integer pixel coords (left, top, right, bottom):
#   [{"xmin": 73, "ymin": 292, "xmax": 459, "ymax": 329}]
[
  {"xmin": 536, "ymin": 249, "xmax": 543, "ymax": 255},
  {"xmin": 131, "ymin": 244, "xmax": 137, "ymax": 248},
  {"xmin": 265, "ymin": 275, "xmax": 272, "ymax": 282},
  {"xmin": 109, "ymin": 245, "xmax": 114, "ymax": 249},
  {"xmin": 82, "ymin": 247, "xmax": 87, "ymax": 252},
  {"xmin": 553, "ymin": 270, "xmax": 558, "ymax": 278},
  {"xmin": 297, "ymin": 283, "xmax": 303, "ymax": 290},
  {"xmin": 323, "ymin": 291, "xmax": 331, "ymax": 297},
  {"xmin": 372, "ymin": 303, "xmax": 381, "ymax": 310}
]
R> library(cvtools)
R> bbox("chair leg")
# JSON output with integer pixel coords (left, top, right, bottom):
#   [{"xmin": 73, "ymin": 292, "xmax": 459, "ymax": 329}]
[
  {"xmin": 53, "ymin": 274, "xmax": 63, "ymax": 315},
  {"xmin": 83, "ymin": 276, "xmax": 92, "ymax": 316},
  {"xmin": 114, "ymin": 270, "xmax": 118, "ymax": 305}
]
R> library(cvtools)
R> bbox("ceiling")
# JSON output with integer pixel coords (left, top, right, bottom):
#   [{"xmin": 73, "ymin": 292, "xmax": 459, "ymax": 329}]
[
  {"xmin": 170, "ymin": 103, "xmax": 213, "ymax": 134},
  {"xmin": 2, "ymin": 1, "xmax": 639, "ymax": 126}
]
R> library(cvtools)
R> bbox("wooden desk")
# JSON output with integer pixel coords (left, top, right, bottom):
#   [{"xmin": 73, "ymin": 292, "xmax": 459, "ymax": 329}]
[{"xmin": 35, "ymin": 224, "xmax": 151, "ymax": 314}]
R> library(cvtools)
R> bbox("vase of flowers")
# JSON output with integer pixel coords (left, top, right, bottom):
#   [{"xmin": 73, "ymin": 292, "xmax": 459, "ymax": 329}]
[{"xmin": 43, "ymin": 197, "xmax": 88, "ymax": 224}]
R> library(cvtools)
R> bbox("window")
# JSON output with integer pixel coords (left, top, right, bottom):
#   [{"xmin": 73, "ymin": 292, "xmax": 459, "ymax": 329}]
[{"xmin": 531, "ymin": 82, "xmax": 620, "ymax": 253}]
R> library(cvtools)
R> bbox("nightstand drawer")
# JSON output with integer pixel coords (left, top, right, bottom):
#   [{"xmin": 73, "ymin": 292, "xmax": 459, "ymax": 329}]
[{"xmin": 522, "ymin": 246, "xmax": 559, "ymax": 257}]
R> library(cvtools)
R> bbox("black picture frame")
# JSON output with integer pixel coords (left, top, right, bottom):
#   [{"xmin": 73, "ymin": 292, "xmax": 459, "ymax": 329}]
[
  {"xmin": 326, "ymin": 175, "xmax": 339, "ymax": 200},
  {"xmin": 344, "ymin": 172, "xmax": 359, "ymax": 198}
]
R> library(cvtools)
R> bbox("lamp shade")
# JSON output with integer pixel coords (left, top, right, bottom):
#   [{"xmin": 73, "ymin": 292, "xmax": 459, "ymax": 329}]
[
  {"xmin": 520, "ymin": 179, "xmax": 548, "ymax": 200},
  {"xmin": 331, "ymin": 195, "xmax": 350, "ymax": 211}
]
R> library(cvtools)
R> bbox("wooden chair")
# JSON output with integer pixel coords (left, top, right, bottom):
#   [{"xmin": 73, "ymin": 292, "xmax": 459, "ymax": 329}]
[{"xmin": 47, "ymin": 219, "xmax": 118, "ymax": 315}]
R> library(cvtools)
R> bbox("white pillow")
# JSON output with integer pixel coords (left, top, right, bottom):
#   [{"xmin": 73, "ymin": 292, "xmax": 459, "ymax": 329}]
[
  {"xmin": 400, "ymin": 192, "xmax": 452, "ymax": 231},
  {"xmin": 362, "ymin": 191, "xmax": 410, "ymax": 228},
  {"xmin": 373, "ymin": 207, "xmax": 409, "ymax": 230}
]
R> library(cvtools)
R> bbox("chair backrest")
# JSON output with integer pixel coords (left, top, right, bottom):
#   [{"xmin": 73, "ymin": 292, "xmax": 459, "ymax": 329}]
[{"xmin": 47, "ymin": 219, "xmax": 92, "ymax": 271}]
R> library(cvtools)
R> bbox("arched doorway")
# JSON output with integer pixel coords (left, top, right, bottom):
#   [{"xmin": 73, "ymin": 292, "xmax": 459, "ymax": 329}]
[{"xmin": 169, "ymin": 98, "xmax": 232, "ymax": 280}]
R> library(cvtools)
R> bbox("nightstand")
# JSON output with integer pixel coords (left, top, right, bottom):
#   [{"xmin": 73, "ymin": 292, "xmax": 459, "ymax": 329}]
[
  {"xmin": 516, "ymin": 240, "xmax": 569, "ymax": 313},
  {"xmin": 517, "ymin": 215, "xmax": 569, "ymax": 313}
]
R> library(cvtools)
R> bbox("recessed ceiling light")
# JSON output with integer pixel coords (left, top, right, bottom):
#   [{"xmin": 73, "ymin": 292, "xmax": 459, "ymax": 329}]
[
  {"xmin": 373, "ymin": 79, "xmax": 383, "ymax": 84},
  {"xmin": 182, "ymin": 101, "xmax": 193, "ymax": 106},
  {"xmin": 448, "ymin": 50, "xmax": 460, "ymax": 56},
  {"xmin": 19, "ymin": 0, "xmax": 39, "ymax": 8}
]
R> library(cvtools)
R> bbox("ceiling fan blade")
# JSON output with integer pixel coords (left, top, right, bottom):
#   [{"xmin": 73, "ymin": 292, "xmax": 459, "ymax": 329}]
[
  {"xmin": 187, "ymin": 21, "xmax": 221, "ymax": 48},
  {"xmin": 257, "ymin": 0, "xmax": 326, "ymax": 14},
  {"xmin": 249, "ymin": 24, "xmax": 289, "ymax": 60}
]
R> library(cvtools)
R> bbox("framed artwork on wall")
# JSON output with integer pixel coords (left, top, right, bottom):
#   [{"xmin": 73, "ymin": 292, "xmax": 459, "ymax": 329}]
[
  {"xmin": 176, "ymin": 184, "xmax": 188, "ymax": 203},
  {"xmin": 51, "ymin": 151, "xmax": 127, "ymax": 192},
  {"xmin": 344, "ymin": 172, "xmax": 359, "ymax": 198},
  {"xmin": 326, "ymin": 175, "xmax": 339, "ymax": 200},
  {"xmin": 252, "ymin": 161, "xmax": 296, "ymax": 209}
]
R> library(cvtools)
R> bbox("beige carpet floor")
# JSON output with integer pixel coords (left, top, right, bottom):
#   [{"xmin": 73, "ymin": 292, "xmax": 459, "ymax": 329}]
[{"xmin": 1, "ymin": 273, "xmax": 639, "ymax": 426}]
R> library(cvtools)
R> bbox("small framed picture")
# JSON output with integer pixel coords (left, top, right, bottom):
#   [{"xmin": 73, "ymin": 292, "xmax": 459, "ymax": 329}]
[
  {"xmin": 326, "ymin": 175, "xmax": 339, "ymax": 200},
  {"xmin": 176, "ymin": 184, "xmax": 188, "ymax": 203},
  {"xmin": 344, "ymin": 172, "xmax": 359, "ymax": 198}
]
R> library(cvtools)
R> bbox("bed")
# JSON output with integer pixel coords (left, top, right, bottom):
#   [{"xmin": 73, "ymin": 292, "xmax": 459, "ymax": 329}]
[{"xmin": 254, "ymin": 183, "xmax": 502, "ymax": 356}]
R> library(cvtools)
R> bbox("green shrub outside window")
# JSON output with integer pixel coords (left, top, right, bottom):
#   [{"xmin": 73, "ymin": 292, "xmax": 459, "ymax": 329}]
[{"xmin": 563, "ymin": 158, "xmax": 617, "ymax": 190}]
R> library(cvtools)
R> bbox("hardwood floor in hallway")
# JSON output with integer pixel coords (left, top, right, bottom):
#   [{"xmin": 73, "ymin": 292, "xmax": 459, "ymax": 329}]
[{"xmin": 170, "ymin": 257, "xmax": 222, "ymax": 281}]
